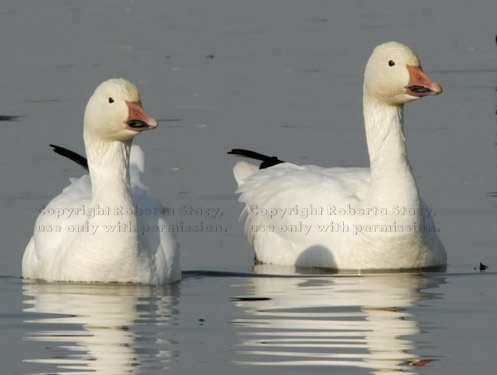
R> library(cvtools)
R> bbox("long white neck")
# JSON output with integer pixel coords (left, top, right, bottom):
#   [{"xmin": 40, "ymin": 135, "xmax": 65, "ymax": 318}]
[
  {"xmin": 362, "ymin": 96, "xmax": 420, "ymax": 213},
  {"xmin": 82, "ymin": 131, "xmax": 141, "ymax": 252},
  {"xmin": 84, "ymin": 133, "xmax": 133, "ymax": 208}
]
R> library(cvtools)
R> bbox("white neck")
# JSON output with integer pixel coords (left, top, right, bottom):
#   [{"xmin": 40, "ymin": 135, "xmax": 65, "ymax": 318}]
[
  {"xmin": 362, "ymin": 97, "xmax": 420, "ymax": 213},
  {"xmin": 84, "ymin": 134, "xmax": 133, "ymax": 207},
  {"xmin": 81, "ymin": 132, "xmax": 141, "ymax": 255}
]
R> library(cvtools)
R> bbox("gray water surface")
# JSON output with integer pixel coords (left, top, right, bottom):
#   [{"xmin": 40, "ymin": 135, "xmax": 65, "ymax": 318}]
[
  {"xmin": 3, "ymin": 270, "xmax": 497, "ymax": 375},
  {"xmin": 1, "ymin": 0, "xmax": 496, "ymax": 374}
]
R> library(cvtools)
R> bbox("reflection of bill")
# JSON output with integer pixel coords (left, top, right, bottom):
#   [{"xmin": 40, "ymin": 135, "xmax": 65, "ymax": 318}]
[
  {"xmin": 22, "ymin": 282, "xmax": 179, "ymax": 374},
  {"xmin": 233, "ymin": 269, "xmax": 443, "ymax": 374}
]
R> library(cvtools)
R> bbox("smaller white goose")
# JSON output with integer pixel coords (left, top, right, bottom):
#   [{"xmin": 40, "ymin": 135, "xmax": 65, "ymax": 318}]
[
  {"xmin": 23, "ymin": 78, "xmax": 180, "ymax": 284},
  {"xmin": 229, "ymin": 42, "xmax": 447, "ymax": 271}
]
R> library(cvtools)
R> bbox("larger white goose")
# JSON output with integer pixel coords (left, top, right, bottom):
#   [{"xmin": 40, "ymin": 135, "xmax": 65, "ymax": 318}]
[
  {"xmin": 23, "ymin": 78, "xmax": 180, "ymax": 284},
  {"xmin": 229, "ymin": 42, "xmax": 447, "ymax": 271}
]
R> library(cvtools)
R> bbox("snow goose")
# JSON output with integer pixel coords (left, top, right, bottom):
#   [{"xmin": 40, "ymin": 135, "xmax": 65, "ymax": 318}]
[
  {"xmin": 23, "ymin": 78, "xmax": 180, "ymax": 284},
  {"xmin": 228, "ymin": 42, "xmax": 447, "ymax": 271}
]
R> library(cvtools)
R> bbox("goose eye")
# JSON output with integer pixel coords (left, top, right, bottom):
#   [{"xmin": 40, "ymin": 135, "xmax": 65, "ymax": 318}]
[
  {"xmin": 108, "ymin": 97, "xmax": 114, "ymax": 103},
  {"xmin": 388, "ymin": 60, "xmax": 395, "ymax": 67}
]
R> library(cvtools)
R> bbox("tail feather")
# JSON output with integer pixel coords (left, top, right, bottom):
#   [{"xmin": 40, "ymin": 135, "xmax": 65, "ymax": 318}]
[
  {"xmin": 227, "ymin": 149, "xmax": 285, "ymax": 169},
  {"xmin": 50, "ymin": 144, "xmax": 89, "ymax": 171},
  {"xmin": 51, "ymin": 144, "xmax": 146, "ymax": 177},
  {"xmin": 232, "ymin": 161, "xmax": 259, "ymax": 185}
]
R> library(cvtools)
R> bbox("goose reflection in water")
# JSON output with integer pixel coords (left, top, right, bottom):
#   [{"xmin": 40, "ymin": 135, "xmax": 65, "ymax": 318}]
[
  {"xmin": 22, "ymin": 282, "xmax": 179, "ymax": 374},
  {"xmin": 233, "ymin": 267, "xmax": 444, "ymax": 374}
]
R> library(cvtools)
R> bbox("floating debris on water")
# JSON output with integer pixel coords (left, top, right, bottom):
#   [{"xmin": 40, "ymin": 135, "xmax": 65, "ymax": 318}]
[{"xmin": 474, "ymin": 262, "xmax": 488, "ymax": 271}]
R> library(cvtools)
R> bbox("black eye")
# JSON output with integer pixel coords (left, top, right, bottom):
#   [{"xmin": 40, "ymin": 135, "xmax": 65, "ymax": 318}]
[
  {"xmin": 388, "ymin": 60, "xmax": 395, "ymax": 67},
  {"xmin": 108, "ymin": 97, "xmax": 114, "ymax": 103}
]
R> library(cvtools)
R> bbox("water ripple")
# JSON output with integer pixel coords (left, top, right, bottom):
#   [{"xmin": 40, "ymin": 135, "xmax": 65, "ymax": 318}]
[
  {"xmin": 232, "ymin": 270, "xmax": 443, "ymax": 373},
  {"xmin": 22, "ymin": 282, "xmax": 180, "ymax": 374}
]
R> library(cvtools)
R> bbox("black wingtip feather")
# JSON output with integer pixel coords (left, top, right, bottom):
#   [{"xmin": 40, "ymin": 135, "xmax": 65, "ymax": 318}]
[
  {"xmin": 227, "ymin": 148, "xmax": 285, "ymax": 169},
  {"xmin": 50, "ymin": 144, "xmax": 89, "ymax": 171}
]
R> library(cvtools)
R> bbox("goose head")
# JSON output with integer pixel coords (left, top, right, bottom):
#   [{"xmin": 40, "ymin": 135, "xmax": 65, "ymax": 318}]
[
  {"xmin": 84, "ymin": 78, "xmax": 158, "ymax": 142},
  {"xmin": 363, "ymin": 41, "xmax": 442, "ymax": 105}
]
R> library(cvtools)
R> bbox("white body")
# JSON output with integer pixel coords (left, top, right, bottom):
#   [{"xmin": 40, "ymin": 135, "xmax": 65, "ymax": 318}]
[
  {"xmin": 232, "ymin": 42, "xmax": 447, "ymax": 271},
  {"xmin": 23, "ymin": 79, "xmax": 180, "ymax": 284}
]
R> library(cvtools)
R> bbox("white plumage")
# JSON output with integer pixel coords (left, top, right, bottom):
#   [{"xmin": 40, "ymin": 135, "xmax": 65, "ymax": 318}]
[
  {"xmin": 230, "ymin": 42, "xmax": 447, "ymax": 271},
  {"xmin": 23, "ymin": 78, "xmax": 180, "ymax": 284}
]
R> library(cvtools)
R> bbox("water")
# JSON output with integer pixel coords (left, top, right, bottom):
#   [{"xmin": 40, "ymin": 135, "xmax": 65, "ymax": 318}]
[
  {"xmin": 3, "ymin": 270, "xmax": 497, "ymax": 374},
  {"xmin": 1, "ymin": 0, "xmax": 496, "ymax": 374}
]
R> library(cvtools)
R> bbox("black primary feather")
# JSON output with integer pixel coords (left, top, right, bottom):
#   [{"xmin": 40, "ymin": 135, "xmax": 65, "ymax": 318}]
[
  {"xmin": 227, "ymin": 149, "xmax": 285, "ymax": 169},
  {"xmin": 50, "ymin": 144, "xmax": 89, "ymax": 171}
]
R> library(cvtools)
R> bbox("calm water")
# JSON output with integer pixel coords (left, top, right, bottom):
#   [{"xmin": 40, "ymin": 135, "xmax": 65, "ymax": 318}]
[
  {"xmin": 1, "ymin": 0, "xmax": 496, "ymax": 374},
  {"xmin": 2, "ymin": 270, "xmax": 497, "ymax": 374}
]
